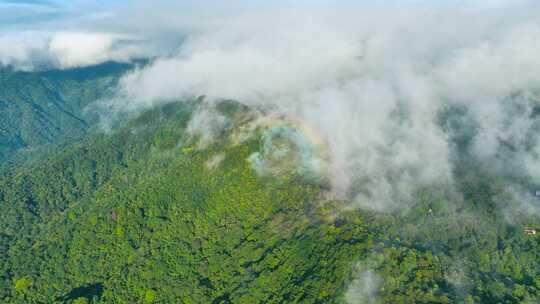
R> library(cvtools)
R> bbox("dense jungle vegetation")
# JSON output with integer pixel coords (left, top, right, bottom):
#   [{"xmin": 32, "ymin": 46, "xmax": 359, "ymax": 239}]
[
  {"xmin": 0, "ymin": 65, "xmax": 539, "ymax": 303},
  {"xmin": 0, "ymin": 62, "xmax": 132, "ymax": 164}
]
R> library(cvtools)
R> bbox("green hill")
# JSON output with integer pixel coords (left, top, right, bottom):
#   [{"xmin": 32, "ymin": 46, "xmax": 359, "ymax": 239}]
[
  {"xmin": 1, "ymin": 100, "xmax": 539, "ymax": 303},
  {"xmin": 0, "ymin": 101, "xmax": 369, "ymax": 303},
  {"xmin": 0, "ymin": 62, "xmax": 132, "ymax": 164}
]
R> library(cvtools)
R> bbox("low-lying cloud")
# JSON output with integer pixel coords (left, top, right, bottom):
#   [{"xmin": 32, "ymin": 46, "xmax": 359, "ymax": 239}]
[
  {"xmin": 3, "ymin": 0, "xmax": 540, "ymax": 214},
  {"xmin": 0, "ymin": 31, "xmax": 146, "ymax": 70},
  {"xmin": 108, "ymin": 1, "xmax": 540, "ymax": 212}
]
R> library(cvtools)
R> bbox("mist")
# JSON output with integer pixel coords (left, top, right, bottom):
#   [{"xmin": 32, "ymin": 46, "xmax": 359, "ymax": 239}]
[
  {"xmin": 2, "ymin": 0, "xmax": 540, "ymax": 213},
  {"xmin": 109, "ymin": 1, "xmax": 540, "ymax": 213},
  {"xmin": 345, "ymin": 269, "xmax": 381, "ymax": 304}
]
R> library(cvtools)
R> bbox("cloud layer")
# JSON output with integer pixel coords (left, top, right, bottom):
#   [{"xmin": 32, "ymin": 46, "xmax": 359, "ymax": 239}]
[
  {"xmin": 3, "ymin": 0, "xmax": 540, "ymax": 213},
  {"xmin": 104, "ymin": 1, "xmax": 540, "ymax": 212},
  {"xmin": 0, "ymin": 31, "xmax": 147, "ymax": 70}
]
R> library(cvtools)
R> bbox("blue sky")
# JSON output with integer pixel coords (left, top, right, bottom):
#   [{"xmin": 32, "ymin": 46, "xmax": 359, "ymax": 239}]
[
  {"xmin": 0, "ymin": 0, "xmax": 521, "ymax": 28},
  {"xmin": 0, "ymin": 0, "xmax": 124, "ymax": 27}
]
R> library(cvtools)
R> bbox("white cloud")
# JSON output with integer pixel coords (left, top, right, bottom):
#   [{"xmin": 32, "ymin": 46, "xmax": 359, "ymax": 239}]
[
  {"xmin": 104, "ymin": 1, "xmax": 540, "ymax": 211},
  {"xmin": 0, "ymin": 31, "xmax": 49, "ymax": 70},
  {"xmin": 48, "ymin": 32, "xmax": 118, "ymax": 68},
  {"xmin": 3, "ymin": 0, "xmax": 540, "ymax": 212},
  {"xmin": 0, "ymin": 31, "xmax": 146, "ymax": 70}
]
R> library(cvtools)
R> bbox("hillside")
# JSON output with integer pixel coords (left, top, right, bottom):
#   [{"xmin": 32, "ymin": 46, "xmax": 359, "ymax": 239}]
[
  {"xmin": 1, "ymin": 100, "xmax": 539, "ymax": 303},
  {"xmin": 0, "ymin": 62, "xmax": 132, "ymax": 164},
  {"xmin": 0, "ymin": 101, "xmax": 368, "ymax": 303},
  {"xmin": 3, "ymin": 2, "xmax": 540, "ymax": 303}
]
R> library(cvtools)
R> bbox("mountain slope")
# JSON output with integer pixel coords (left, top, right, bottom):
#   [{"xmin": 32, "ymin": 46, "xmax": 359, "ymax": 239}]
[
  {"xmin": 0, "ymin": 101, "xmax": 368, "ymax": 303},
  {"xmin": 0, "ymin": 100, "xmax": 539, "ymax": 303},
  {"xmin": 0, "ymin": 62, "xmax": 132, "ymax": 163}
]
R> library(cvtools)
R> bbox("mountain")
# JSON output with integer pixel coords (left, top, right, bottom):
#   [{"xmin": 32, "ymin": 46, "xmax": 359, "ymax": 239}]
[
  {"xmin": 0, "ymin": 97, "xmax": 539, "ymax": 303},
  {"xmin": 3, "ymin": 2, "xmax": 540, "ymax": 303},
  {"xmin": 0, "ymin": 101, "xmax": 367, "ymax": 303},
  {"xmin": 0, "ymin": 62, "xmax": 132, "ymax": 164}
]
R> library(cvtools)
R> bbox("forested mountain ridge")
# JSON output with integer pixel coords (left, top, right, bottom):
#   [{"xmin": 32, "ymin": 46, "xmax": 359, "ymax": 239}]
[
  {"xmin": 2, "ymin": 1, "xmax": 540, "ymax": 303},
  {"xmin": 0, "ymin": 62, "xmax": 133, "ymax": 163},
  {"xmin": 0, "ymin": 99, "xmax": 539, "ymax": 303},
  {"xmin": 0, "ymin": 101, "xmax": 369, "ymax": 303}
]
